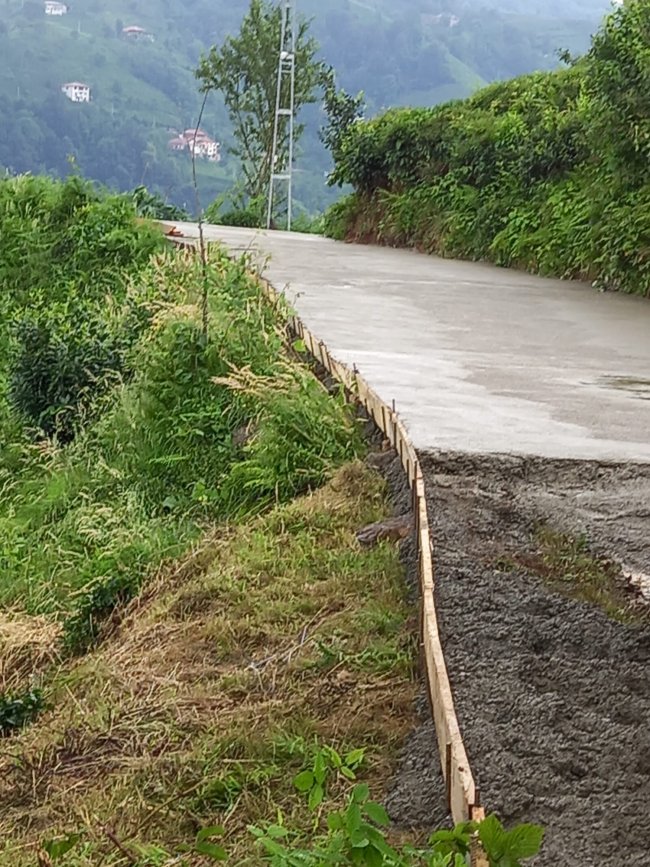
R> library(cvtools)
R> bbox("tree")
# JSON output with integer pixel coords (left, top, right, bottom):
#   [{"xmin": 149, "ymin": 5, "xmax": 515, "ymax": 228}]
[
  {"xmin": 195, "ymin": 0, "xmax": 321, "ymax": 218},
  {"xmin": 320, "ymin": 67, "xmax": 364, "ymax": 184}
]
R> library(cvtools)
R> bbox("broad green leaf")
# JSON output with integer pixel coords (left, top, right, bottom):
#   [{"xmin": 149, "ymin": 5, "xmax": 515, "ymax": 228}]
[
  {"xmin": 365, "ymin": 827, "xmax": 397, "ymax": 856},
  {"xmin": 363, "ymin": 846, "xmax": 384, "ymax": 867},
  {"xmin": 350, "ymin": 828, "xmax": 370, "ymax": 848},
  {"xmin": 196, "ymin": 825, "xmax": 225, "ymax": 843},
  {"xmin": 430, "ymin": 824, "xmax": 472, "ymax": 856},
  {"xmin": 327, "ymin": 747, "xmax": 343, "ymax": 769},
  {"xmin": 346, "ymin": 803, "xmax": 363, "ymax": 835},
  {"xmin": 42, "ymin": 834, "xmax": 81, "ymax": 860},
  {"xmin": 345, "ymin": 748, "xmax": 366, "ymax": 768},
  {"xmin": 314, "ymin": 751, "xmax": 327, "ymax": 785},
  {"xmin": 327, "ymin": 812, "xmax": 344, "ymax": 832},
  {"xmin": 260, "ymin": 838, "xmax": 289, "ymax": 857},
  {"xmin": 502, "ymin": 823, "xmax": 544, "ymax": 859},
  {"xmin": 352, "ymin": 783, "xmax": 370, "ymax": 803},
  {"xmin": 293, "ymin": 770, "xmax": 315, "ymax": 792},
  {"xmin": 364, "ymin": 801, "xmax": 390, "ymax": 827},
  {"xmin": 194, "ymin": 840, "xmax": 227, "ymax": 860},
  {"xmin": 308, "ymin": 783, "xmax": 325, "ymax": 811},
  {"xmin": 478, "ymin": 815, "xmax": 506, "ymax": 860}
]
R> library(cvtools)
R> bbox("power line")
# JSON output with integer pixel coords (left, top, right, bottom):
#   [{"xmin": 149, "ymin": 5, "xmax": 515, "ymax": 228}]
[{"xmin": 267, "ymin": 0, "xmax": 296, "ymax": 231}]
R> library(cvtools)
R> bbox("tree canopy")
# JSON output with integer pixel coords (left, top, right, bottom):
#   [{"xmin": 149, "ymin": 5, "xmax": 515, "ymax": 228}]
[{"xmin": 196, "ymin": 0, "xmax": 321, "ymax": 217}]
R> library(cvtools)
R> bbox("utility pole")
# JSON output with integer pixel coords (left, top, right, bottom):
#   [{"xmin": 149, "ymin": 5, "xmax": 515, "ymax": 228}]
[{"xmin": 267, "ymin": 0, "xmax": 296, "ymax": 231}]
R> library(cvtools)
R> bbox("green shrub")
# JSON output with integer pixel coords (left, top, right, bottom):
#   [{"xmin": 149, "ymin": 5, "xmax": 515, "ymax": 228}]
[
  {"xmin": 0, "ymin": 688, "xmax": 44, "ymax": 735},
  {"xmin": 322, "ymin": 194, "xmax": 361, "ymax": 241},
  {"xmin": 324, "ymin": 3, "xmax": 650, "ymax": 297},
  {"xmin": 62, "ymin": 572, "xmax": 140, "ymax": 654},
  {"xmin": 9, "ymin": 308, "xmax": 126, "ymax": 440}
]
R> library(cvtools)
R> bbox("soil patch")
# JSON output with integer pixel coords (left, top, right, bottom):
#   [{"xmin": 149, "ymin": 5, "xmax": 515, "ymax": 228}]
[{"xmin": 420, "ymin": 451, "xmax": 650, "ymax": 867}]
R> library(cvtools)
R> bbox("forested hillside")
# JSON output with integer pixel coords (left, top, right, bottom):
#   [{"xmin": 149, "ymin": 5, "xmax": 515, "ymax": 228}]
[
  {"xmin": 324, "ymin": 0, "xmax": 650, "ymax": 297},
  {"xmin": 0, "ymin": 0, "xmax": 610, "ymax": 212}
]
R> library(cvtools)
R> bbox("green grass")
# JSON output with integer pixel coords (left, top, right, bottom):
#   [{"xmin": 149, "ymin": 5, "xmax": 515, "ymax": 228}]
[
  {"xmin": 0, "ymin": 177, "xmax": 361, "ymax": 641},
  {"xmin": 0, "ymin": 462, "xmax": 419, "ymax": 866},
  {"xmin": 533, "ymin": 527, "xmax": 643, "ymax": 623},
  {"xmin": 0, "ymin": 174, "xmax": 408, "ymax": 864},
  {"xmin": 497, "ymin": 525, "xmax": 644, "ymax": 623}
]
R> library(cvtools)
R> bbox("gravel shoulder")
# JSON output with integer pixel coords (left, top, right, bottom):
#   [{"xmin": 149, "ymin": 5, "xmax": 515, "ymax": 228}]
[
  {"xmin": 420, "ymin": 452, "xmax": 650, "ymax": 867},
  {"xmin": 373, "ymin": 450, "xmax": 451, "ymax": 832}
]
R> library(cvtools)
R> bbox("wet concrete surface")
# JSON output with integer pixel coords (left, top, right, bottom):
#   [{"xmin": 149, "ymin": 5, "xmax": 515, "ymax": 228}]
[
  {"xmin": 422, "ymin": 452, "xmax": 650, "ymax": 866},
  {"xmin": 167, "ymin": 223, "xmax": 650, "ymax": 461}
]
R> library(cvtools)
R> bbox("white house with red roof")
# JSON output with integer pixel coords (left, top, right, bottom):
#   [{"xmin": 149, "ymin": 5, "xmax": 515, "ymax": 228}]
[{"xmin": 168, "ymin": 129, "xmax": 221, "ymax": 162}]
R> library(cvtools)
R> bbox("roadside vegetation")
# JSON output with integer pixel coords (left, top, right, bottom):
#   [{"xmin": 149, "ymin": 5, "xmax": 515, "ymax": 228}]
[
  {"xmin": 0, "ymin": 462, "xmax": 424, "ymax": 866},
  {"xmin": 0, "ymin": 173, "xmax": 361, "ymax": 637},
  {"xmin": 324, "ymin": 0, "xmax": 650, "ymax": 297},
  {"xmin": 0, "ymin": 174, "xmax": 544, "ymax": 866}
]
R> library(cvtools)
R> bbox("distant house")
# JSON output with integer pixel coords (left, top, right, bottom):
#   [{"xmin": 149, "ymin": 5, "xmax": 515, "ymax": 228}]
[
  {"xmin": 122, "ymin": 25, "xmax": 155, "ymax": 42},
  {"xmin": 189, "ymin": 137, "xmax": 220, "ymax": 161},
  {"xmin": 45, "ymin": 1, "xmax": 69, "ymax": 14},
  {"xmin": 168, "ymin": 129, "xmax": 221, "ymax": 162},
  {"xmin": 61, "ymin": 82, "xmax": 91, "ymax": 103}
]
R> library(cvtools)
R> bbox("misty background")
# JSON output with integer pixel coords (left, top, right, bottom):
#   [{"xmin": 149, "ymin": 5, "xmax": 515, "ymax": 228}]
[{"xmin": 0, "ymin": 0, "xmax": 613, "ymax": 214}]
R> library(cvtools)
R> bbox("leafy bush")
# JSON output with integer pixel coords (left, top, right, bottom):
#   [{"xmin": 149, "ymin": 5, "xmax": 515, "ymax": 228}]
[
  {"xmin": 0, "ymin": 176, "xmax": 166, "ymax": 438},
  {"xmin": 218, "ymin": 206, "xmax": 263, "ymax": 228},
  {"xmin": 0, "ymin": 688, "xmax": 43, "ymax": 735},
  {"xmin": 0, "ymin": 208, "xmax": 361, "ymax": 639},
  {"xmin": 9, "ymin": 308, "xmax": 125, "ymax": 440},
  {"xmin": 131, "ymin": 185, "xmax": 188, "ymax": 221},
  {"xmin": 251, "ymin": 782, "xmax": 543, "ymax": 866}
]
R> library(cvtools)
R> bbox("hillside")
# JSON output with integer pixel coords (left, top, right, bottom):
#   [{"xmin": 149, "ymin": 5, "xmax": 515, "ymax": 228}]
[
  {"xmin": 0, "ymin": 0, "xmax": 612, "ymax": 212},
  {"xmin": 316, "ymin": 0, "xmax": 610, "ymax": 107},
  {"xmin": 323, "ymin": 0, "xmax": 650, "ymax": 297}
]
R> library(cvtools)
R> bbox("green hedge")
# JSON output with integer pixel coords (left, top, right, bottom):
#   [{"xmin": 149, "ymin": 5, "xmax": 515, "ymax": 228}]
[{"xmin": 325, "ymin": 1, "xmax": 650, "ymax": 297}]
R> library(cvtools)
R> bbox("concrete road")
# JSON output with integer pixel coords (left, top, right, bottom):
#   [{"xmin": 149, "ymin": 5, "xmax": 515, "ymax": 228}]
[{"xmin": 167, "ymin": 222, "xmax": 650, "ymax": 461}]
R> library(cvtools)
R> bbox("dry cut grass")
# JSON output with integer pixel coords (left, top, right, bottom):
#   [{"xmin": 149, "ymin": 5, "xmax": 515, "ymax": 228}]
[
  {"xmin": 0, "ymin": 612, "xmax": 62, "ymax": 693},
  {"xmin": 0, "ymin": 462, "xmax": 419, "ymax": 866}
]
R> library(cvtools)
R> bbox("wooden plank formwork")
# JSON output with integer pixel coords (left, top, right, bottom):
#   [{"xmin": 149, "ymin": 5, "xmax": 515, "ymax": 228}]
[
  {"xmin": 166, "ymin": 233, "xmax": 486, "ymax": 860},
  {"xmin": 256, "ymin": 275, "xmax": 485, "ymax": 839}
]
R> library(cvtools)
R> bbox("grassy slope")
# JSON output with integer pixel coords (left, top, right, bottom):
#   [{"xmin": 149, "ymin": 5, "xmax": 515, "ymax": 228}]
[
  {"xmin": 0, "ymin": 251, "xmax": 360, "ymax": 617},
  {"xmin": 0, "ymin": 178, "xmax": 362, "ymax": 661},
  {"xmin": 0, "ymin": 462, "xmax": 419, "ymax": 865},
  {"xmin": 0, "ymin": 176, "xmax": 420, "ymax": 862}
]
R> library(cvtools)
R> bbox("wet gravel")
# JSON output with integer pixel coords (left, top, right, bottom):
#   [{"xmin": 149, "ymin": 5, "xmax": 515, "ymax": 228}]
[
  {"xmin": 369, "ymin": 449, "xmax": 450, "ymax": 831},
  {"xmin": 421, "ymin": 451, "xmax": 650, "ymax": 867}
]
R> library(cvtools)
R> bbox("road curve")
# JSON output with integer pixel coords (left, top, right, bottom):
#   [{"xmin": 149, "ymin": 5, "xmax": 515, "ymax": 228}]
[{"xmin": 167, "ymin": 223, "xmax": 650, "ymax": 461}]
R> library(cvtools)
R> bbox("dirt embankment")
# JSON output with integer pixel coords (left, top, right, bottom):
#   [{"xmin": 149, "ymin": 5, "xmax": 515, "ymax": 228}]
[{"xmin": 420, "ymin": 452, "xmax": 650, "ymax": 867}]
